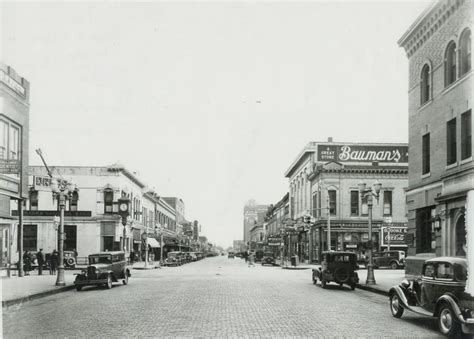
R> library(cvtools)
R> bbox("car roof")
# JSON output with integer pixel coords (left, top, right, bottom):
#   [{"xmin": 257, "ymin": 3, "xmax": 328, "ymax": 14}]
[
  {"xmin": 425, "ymin": 256, "xmax": 467, "ymax": 265},
  {"xmin": 89, "ymin": 251, "xmax": 124, "ymax": 256}
]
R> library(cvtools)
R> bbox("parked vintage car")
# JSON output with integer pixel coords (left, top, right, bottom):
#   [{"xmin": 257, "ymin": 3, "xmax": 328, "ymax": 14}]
[
  {"xmin": 228, "ymin": 251, "xmax": 235, "ymax": 259},
  {"xmin": 370, "ymin": 250, "xmax": 405, "ymax": 269},
  {"xmin": 32, "ymin": 250, "xmax": 77, "ymax": 270},
  {"xmin": 389, "ymin": 257, "xmax": 474, "ymax": 337},
  {"xmin": 312, "ymin": 251, "xmax": 359, "ymax": 290},
  {"xmin": 74, "ymin": 251, "xmax": 130, "ymax": 291},
  {"xmin": 261, "ymin": 253, "xmax": 275, "ymax": 266},
  {"xmin": 164, "ymin": 251, "xmax": 183, "ymax": 266},
  {"xmin": 189, "ymin": 252, "xmax": 198, "ymax": 261}
]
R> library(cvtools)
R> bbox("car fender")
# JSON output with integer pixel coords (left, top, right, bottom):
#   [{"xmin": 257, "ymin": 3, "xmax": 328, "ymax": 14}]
[
  {"xmin": 389, "ymin": 286, "xmax": 411, "ymax": 309},
  {"xmin": 435, "ymin": 294, "xmax": 465, "ymax": 322}
]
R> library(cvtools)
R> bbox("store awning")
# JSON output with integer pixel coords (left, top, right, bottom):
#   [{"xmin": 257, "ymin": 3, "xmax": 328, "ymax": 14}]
[{"xmin": 147, "ymin": 238, "xmax": 161, "ymax": 248}]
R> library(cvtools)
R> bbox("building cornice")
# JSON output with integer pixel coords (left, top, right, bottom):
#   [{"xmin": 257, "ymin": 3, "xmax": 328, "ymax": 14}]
[{"xmin": 398, "ymin": 0, "xmax": 468, "ymax": 58}]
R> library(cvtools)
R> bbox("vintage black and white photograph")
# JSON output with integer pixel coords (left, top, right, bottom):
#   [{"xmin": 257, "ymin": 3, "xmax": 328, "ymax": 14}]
[{"xmin": 0, "ymin": 0, "xmax": 473, "ymax": 337}]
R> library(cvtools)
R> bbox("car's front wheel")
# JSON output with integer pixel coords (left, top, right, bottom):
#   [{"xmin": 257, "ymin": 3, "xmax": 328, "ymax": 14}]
[
  {"xmin": 389, "ymin": 294, "xmax": 404, "ymax": 318},
  {"xmin": 390, "ymin": 261, "xmax": 398, "ymax": 270},
  {"xmin": 106, "ymin": 274, "xmax": 113, "ymax": 289},
  {"xmin": 123, "ymin": 272, "xmax": 129, "ymax": 285},
  {"xmin": 350, "ymin": 283, "xmax": 356, "ymax": 290},
  {"xmin": 321, "ymin": 279, "xmax": 327, "ymax": 289},
  {"xmin": 438, "ymin": 304, "xmax": 460, "ymax": 337},
  {"xmin": 75, "ymin": 285, "xmax": 82, "ymax": 291}
]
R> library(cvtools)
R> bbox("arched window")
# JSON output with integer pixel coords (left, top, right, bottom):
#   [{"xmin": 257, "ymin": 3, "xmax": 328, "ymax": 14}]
[
  {"xmin": 459, "ymin": 28, "xmax": 471, "ymax": 77},
  {"xmin": 420, "ymin": 64, "xmax": 431, "ymax": 105},
  {"xmin": 445, "ymin": 41, "xmax": 457, "ymax": 87}
]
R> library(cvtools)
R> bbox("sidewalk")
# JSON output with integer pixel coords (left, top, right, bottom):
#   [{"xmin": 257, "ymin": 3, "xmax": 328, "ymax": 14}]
[
  {"xmin": 1, "ymin": 270, "xmax": 78, "ymax": 307},
  {"xmin": 2, "ymin": 261, "xmax": 162, "ymax": 307}
]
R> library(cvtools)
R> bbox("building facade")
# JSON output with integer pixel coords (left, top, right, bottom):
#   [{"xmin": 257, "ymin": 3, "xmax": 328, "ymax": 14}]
[
  {"xmin": 243, "ymin": 199, "xmax": 269, "ymax": 245},
  {"xmin": 0, "ymin": 63, "xmax": 30, "ymax": 273},
  {"xmin": 286, "ymin": 140, "xmax": 409, "ymax": 263},
  {"xmin": 264, "ymin": 193, "xmax": 289, "ymax": 262},
  {"xmin": 398, "ymin": 0, "xmax": 473, "ymax": 275},
  {"xmin": 15, "ymin": 164, "xmax": 178, "ymax": 261}
]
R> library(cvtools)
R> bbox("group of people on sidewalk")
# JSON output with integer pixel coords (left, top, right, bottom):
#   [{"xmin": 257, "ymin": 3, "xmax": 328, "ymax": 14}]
[{"xmin": 22, "ymin": 249, "xmax": 59, "ymax": 276}]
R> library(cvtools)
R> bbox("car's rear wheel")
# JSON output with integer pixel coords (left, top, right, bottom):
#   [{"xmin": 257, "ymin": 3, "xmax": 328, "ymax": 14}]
[
  {"xmin": 106, "ymin": 274, "xmax": 113, "ymax": 289},
  {"xmin": 438, "ymin": 304, "xmax": 460, "ymax": 337},
  {"xmin": 350, "ymin": 283, "xmax": 356, "ymax": 290},
  {"xmin": 390, "ymin": 261, "xmax": 398, "ymax": 270},
  {"xmin": 389, "ymin": 294, "xmax": 404, "ymax": 318},
  {"xmin": 321, "ymin": 279, "xmax": 327, "ymax": 289},
  {"xmin": 75, "ymin": 285, "xmax": 82, "ymax": 291}
]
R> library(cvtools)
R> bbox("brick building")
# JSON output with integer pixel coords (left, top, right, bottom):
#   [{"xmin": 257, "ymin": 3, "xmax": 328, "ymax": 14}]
[
  {"xmin": 0, "ymin": 63, "xmax": 30, "ymax": 273},
  {"xmin": 286, "ymin": 140, "xmax": 408, "ymax": 263},
  {"xmin": 263, "ymin": 193, "xmax": 289, "ymax": 262},
  {"xmin": 398, "ymin": 0, "xmax": 472, "ymax": 275},
  {"xmin": 243, "ymin": 199, "xmax": 269, "ymax": 245}
]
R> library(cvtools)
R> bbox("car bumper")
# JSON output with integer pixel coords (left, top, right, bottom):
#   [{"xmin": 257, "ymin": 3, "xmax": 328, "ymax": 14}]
[
  {"xmin": 462, "ymin": 320, "xmax": 474, "ymax": 334},
  {"xmin": 74, "ymin": 279, "xmax": 107, "ymax": 285}
]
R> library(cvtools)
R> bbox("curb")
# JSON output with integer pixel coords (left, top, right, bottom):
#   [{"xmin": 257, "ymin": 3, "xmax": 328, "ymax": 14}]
[
  {"xmin": 356, "ymin": 284, "xmax": 389, "ymax": 297},
  {"xmin": 133, "ymin": 266, "xmax": 161, "ymax": 270},
  {"xmin": 2, "ymin": 285, "xmax": 75, "ymax": 308}
]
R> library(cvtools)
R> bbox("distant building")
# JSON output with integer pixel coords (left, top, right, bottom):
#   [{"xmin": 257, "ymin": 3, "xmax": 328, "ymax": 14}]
[
  {"xmin": 0, "ymin": 63, "xmax": 30, "ymax": 272},
  {"xmin": 243, "ymin": 199, "xmax": 269, "ymax": 245},
  {"xmin": 264, "ymin": 193, "xmax": 289, "ymax": 260},
  {"xmin": 233, "ymin": 240, "xmax": 245, "ymax": 252},
  {"xmin": 398, "ymin": 0, "xmax": 473, "ymax": 275}
]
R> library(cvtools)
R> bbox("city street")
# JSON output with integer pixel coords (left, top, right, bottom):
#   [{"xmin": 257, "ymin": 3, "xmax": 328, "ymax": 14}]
[{"xmin": 3, "ymin": 256, "xmax": 443, "ymax": 338}]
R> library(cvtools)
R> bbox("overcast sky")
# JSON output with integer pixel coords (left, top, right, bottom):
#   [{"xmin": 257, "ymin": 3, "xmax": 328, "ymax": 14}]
[{"xmin": 1, "ymin": 0, "xmax": 429, "ymax": 248}]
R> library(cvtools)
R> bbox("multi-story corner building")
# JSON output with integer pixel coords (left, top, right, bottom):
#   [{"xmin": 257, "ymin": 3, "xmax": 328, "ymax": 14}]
[
  {"xmin": 243, "ymin": 199, "xmax": 269, "ymax": 245},
  {"xmin": 0, "ymin": 63, "xmax": 30, "ymax": 272},
  {"xmin": 15, "ymin": 164, "xmax": 178, "ymax": 260},
  {"xmin": 264, "ymin": 193, "xmax": 289, "ymax": 260},
  {"xmin": 286, "ymin": 140, "xmax": 408, "ymax": 263},
  {"xmin": 398, "ymin": 0, "xmax": 473, "ymax": 275}
]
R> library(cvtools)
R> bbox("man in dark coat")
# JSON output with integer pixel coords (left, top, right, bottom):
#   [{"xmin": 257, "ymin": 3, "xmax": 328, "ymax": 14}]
[
  {"xmin": 49, "ymin": 250, "xmax": 58, "ymax": 275},
  {"xmin": 23, "ymin": 250, "xmax": 32, "ymax": 276},
  {"xmin": 36, "ymin": 249, "xmax": 45, "ymax": 275}
]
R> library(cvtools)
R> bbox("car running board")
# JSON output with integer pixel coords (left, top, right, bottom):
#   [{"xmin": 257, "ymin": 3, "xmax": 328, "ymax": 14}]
[{"xmin": 404, "ymin": 305, "xmax": 434, "ymax": 317}]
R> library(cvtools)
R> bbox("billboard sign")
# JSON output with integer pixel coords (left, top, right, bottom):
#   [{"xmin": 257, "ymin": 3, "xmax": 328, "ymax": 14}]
[
  {"xmin": 381, "ymin": 227, "xmax": 407, "ymax": 247},
  {"xmin": 317, "ymin": 144, "xmax": 408, "ymax": 163}
]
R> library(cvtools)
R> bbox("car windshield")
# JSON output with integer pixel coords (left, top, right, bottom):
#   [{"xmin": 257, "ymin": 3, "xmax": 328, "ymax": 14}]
[
  {"xmin": 168, "ymin": 253, "xmax": 179, "ymax": 258},
  {"xmin": 333, "ymin": 255, "xmax": 355, "ymax": 263},
  {"xmin": 89, "ymin": 255, "xmax": 111, "ymax": 264}
]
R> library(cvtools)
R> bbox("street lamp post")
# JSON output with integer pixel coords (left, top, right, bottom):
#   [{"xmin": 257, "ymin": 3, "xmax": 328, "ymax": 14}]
[
  {"xmin": 358, "ymin": 181, "xmax": 382, "ymax": 286},
  {"xmin": 50, "ymin": 179, "xmax": 76, "ymax": 287}
]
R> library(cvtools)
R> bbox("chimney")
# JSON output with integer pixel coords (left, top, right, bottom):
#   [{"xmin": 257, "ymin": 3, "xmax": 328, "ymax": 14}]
[{"xmin": 327, "ymin": 137, "xmax": 333, "ymax": 142}]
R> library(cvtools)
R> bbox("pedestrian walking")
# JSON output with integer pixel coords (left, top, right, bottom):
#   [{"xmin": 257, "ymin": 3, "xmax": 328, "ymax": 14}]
[
  {"xmin": 23, "ymin": 250, "xmax": 32, "ymax": 275},
  {"xmin": 49, "ymin": 250, "xmax": 58, "ymax": 275},
  {"xmin": 36, "ymin": 249, "xmax": 45, "ymax": 275},
  {"xmin": 129, "ymin": 250, "xmax": 135, "ymax": 265},
  {"xmin": 248, "ymin": 252, "xmax": 255, "ymax": 267}
]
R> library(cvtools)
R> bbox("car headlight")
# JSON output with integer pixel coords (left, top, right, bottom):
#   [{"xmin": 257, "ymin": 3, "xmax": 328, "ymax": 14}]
[
  {"xmin": 95, "ymin": 269, "xmax": 101, "ymax": 274},
  {"xmin": 81, "ymin": 270, "xmax": 86, "ymax": 275}
]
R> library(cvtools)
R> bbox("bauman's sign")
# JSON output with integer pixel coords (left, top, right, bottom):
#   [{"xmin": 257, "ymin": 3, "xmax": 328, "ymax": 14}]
[{"xmin": 318, "ymin": 144, "xmax": 408, "ymax": 163}]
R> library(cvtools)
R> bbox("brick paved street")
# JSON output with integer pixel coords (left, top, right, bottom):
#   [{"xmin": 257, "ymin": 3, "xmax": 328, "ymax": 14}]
[{"xmin": 3, "ymin": 256, "xmax": 443, "ymax": 338}]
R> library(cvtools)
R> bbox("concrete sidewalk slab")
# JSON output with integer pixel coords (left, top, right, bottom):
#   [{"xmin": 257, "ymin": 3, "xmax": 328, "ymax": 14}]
[{"xmin": 1, "ymin": 270, "xmax": 78, "ymax": 307}]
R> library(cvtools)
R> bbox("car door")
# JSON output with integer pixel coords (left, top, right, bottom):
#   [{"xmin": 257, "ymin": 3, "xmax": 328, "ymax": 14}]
[{"xmin": 421, "ymin": 262, "xmax": 436, "ymax": 311}]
